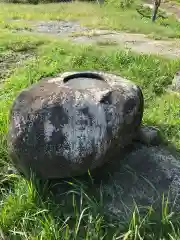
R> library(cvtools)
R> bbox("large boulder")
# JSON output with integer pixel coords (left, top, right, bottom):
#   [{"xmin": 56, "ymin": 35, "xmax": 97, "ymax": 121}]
[{"xmin": 7, "ymin": 71, "xmax": 144, "ymax": 179}]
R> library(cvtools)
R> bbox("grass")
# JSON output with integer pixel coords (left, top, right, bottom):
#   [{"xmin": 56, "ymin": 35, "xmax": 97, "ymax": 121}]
[
  {"xmin": 0, "ymin": 29, "xmax": 180, "ymax": 239},
  {"xmin": 0, "ymin": 1, "xmax": 180, "ymax": 39},
  {"xmin": 0, "ymin": 1, "xmax": 180, "ymax": 239}
]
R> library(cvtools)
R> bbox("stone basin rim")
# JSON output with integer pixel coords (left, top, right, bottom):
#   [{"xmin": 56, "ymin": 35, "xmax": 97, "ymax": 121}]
[{"xmin": 63, "ymin": 71, "xmax": 105, "ymax": 83}]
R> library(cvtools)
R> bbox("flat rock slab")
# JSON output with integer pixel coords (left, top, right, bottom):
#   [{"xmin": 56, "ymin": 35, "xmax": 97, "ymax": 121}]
[
  {"xmin": 53, "ymin": 144, "xmax": 180, "ymax": 221},
  {"xmin": 100, "ymin": 145, "xmax": 180, "ymax": 221},
  {"xmin": 7, "ymin": 19, "xmax": 180, "ymax": 58},
  {"xmin": 35, "ymin": 20, "xmax": 88, "ymax": 35}
]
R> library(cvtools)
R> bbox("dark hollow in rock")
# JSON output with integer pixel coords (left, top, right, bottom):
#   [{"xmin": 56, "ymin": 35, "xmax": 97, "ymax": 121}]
[{"xmin": 8, "ymin": 71, "xmax": 144, "ymax": 179}]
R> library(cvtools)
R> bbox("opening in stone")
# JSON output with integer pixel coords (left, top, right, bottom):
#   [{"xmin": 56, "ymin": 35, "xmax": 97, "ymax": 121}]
[{"xmin": 63, "ymin": 71, "xmax": 109, "ymax": 89}]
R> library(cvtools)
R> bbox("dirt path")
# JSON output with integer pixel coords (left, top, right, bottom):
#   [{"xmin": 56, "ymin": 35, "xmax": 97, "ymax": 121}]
[
  {"xmin": 162, "ymin": 1, "xmax": 180, "ymax": 19},
  {"xmin": 10, "ymin": 19, "xmax": 180, "ymax": 59}
]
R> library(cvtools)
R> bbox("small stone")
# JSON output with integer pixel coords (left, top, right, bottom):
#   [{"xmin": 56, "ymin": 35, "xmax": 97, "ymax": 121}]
[
  {"xmin": 171, "ymin": 71, "xmax": 180, "ymax": 91},
  {"xmin": 7, "ymin": 71, "xmax": 144, "ymax": 180},
  {"xmin": 136, "ymin": 126, "xmax": 162, "ymax": 146},
  {"xmin": 7, "ymin": 166, "xmax": 18, "ymax": 175},
  {"xmin": 167, "ymin": 71, "xmax": 180, "ymax": 95}
]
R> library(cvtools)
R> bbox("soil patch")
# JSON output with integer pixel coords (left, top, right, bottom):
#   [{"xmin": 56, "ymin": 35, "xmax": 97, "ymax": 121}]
[
  {"xmin": 143, "ymin": 0, "xmax": 180, "ymax": 20},
  {"xmin": 8, "ymin": 19, "xmax": 180, "ymax": 58}
]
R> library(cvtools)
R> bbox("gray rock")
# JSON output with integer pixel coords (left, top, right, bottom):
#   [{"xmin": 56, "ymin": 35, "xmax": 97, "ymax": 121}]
[
  {"xmin": 97, "ymin": 145, "xmax": 180, "ymax": 221},
  {"xmin": 135, "ymin": 125, "xmax": 162, "ymax": 146},
  {"xmin": 167, "ymin": 71, "xmax": 180, "ymax": 95},
  {"xmin": 35, "ymin": 20, "xmax": 88, "ymax": 36},
  {"xmin": 7, "ymin": 166, "xmax": 18, "ymax": 175},
  {"xmin": 171, "ymin": 71, "xmax": 180, "ymax": 91},
  {"xmin": 7, "ymin": 71, "xmax": 143, "ymax": 179}
]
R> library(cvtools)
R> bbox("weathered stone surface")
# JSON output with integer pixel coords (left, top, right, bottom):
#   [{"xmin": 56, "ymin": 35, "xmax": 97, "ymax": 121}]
[
  {"xmin": 8, "ymin": 71, "xmax": 143, "ymax": 179},
  {"xmin": 95, "ymin": 144, "xmax": 180, "ymax": 221}
]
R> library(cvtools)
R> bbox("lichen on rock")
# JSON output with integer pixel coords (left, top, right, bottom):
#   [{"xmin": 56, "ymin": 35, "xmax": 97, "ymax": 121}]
[{"xmin": 8, "ymin": 71, "xmax": 144, "ymax": 179}]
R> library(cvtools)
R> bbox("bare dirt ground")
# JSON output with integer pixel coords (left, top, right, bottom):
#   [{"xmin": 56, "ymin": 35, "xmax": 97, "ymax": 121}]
[
  {"xmin": 162, "ymin": 1, "xmax": 180, "ymax": 19},
  {"xmin": 9, "ymin": 19, "xmax": 180, "ymax": 59},
  {"xmin": 144, "ymin": 0, "xmax": 180, "ymax": 19},
  {"xmin": 9, "ymin": 0, "xmax": 180, "ymax": 60},
  {"xmin": 71, "ymin": 30, "xmax": 180, "ymax": 58}
]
